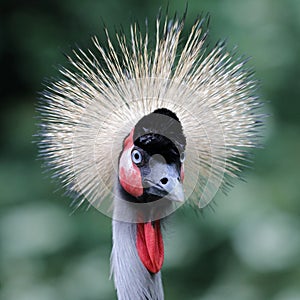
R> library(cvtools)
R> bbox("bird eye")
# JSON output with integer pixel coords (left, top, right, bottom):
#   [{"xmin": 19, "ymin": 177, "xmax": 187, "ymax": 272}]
[
  {"xmin": 131, "ymin": 149, "xmax": 143, "ymax": 165},
  {"xmin": 180, "ymin": 152, "xmax": 185, "ymax": 163}
]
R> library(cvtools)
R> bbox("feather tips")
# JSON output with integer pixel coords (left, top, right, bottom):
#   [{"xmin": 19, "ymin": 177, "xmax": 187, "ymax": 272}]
[{"xmin": 37, "ymin": 15, "xmax": 262, "ymax": 215}]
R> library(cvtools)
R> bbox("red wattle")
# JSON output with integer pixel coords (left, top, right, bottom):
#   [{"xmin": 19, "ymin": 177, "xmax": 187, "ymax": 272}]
[{"xmin": 136, "ymin": 221, "xmax": 164, "ymax": 274}]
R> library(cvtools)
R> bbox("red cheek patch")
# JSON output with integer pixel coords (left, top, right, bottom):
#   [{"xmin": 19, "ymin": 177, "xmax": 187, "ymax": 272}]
[
  {"xmin": 118, "ymin": 129, "xmax": 143, "ymax": 197},
  {"xmin": 123, "ymin": 129, "xmax": 134, "ymax": 150},
  {"xmin": 180, "ymin": 164, "xmax": 185, "ymax": 182},
  {"xmin": 119, "ymin": 162, "xmax": 143, "ymax": 197}
]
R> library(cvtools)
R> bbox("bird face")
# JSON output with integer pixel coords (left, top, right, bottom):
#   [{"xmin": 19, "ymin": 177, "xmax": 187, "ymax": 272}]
[{"xmin": 118, "ymin": 109, "xmax": 186, "ymax": 204}]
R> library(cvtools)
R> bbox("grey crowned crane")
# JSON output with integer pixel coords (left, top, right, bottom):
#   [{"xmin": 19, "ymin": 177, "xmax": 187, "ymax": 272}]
[{"xmin": 37, "ymin": 13, "xmax": 263, "ymax": 300}]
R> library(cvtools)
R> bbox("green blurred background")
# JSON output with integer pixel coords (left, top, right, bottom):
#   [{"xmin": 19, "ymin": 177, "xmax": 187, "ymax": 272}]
[{"xmin": 1, "ymin": 0, "xmax": 300, "ymax": 299}]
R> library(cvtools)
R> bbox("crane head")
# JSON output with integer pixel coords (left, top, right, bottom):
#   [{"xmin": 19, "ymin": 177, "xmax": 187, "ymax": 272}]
[{"xmin": 118, "ymin": 108, "xmax": 186, "ymax": 204}]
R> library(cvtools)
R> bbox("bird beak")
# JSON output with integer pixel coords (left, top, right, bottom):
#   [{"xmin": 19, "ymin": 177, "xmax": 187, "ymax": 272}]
[
  {"xmin": 145, "ymin": 176, "xmax": 185, "ymax": 203},
  {"xmin": 143, "ymin": 156, "xmax": 185, "ymax": 203},
  {"xmin": 164, "ymin": 179, "xmax": 184, "ymax": 202}
]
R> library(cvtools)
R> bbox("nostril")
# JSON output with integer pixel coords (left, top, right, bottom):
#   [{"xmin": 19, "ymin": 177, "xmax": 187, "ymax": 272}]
[{"xmin": 160, "ymin": 177, "xmax": 168, "ymax": 185}]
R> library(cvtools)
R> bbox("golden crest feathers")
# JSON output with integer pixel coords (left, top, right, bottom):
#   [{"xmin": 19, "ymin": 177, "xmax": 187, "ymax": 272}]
[{"xmin": 38, "ymin": 15, "xmax": 263, "ymax": 216}]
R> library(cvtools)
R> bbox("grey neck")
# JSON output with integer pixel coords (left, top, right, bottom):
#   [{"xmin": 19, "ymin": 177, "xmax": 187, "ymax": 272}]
[{"xmin": 110, "ymin": 184, "xmax": 164, "ymax": 300}]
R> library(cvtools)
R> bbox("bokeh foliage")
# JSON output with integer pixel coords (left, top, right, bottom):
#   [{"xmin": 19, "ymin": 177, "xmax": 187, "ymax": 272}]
[{"xmin": 1, "ymin": 0, "xmax": 300, "ymax": 299}]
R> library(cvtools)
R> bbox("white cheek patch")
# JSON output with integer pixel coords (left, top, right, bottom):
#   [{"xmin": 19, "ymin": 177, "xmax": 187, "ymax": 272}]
[
  {"xmin": 118, "ymin": 146, "xmax": 143, "ymax": 196},
  {"xmin": 119, "ymin": 146, "xmax": 133, "ymax": 175}
]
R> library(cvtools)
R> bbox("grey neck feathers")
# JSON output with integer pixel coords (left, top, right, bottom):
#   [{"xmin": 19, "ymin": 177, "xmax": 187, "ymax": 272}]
[{"xmin": 111, "ymin": 183, "xmax": 164, "ymax": 300}]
